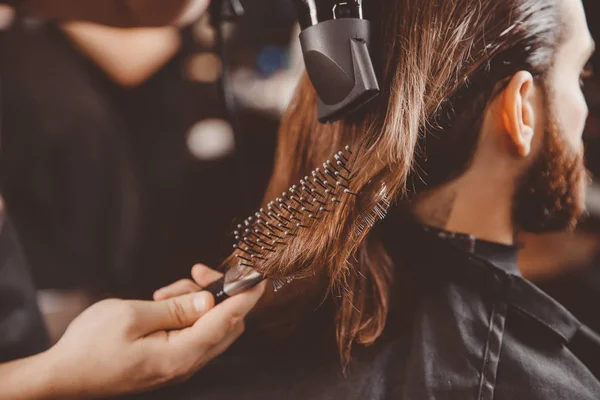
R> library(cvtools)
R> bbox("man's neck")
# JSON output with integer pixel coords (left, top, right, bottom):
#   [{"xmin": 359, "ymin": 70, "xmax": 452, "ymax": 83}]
[{"xmin": 412, "ymin": 173, "xmax": 516, "ymax": 245}]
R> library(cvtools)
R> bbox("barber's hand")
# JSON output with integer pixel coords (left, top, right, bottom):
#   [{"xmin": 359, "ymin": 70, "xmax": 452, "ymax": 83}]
[
  {"xmin": 153, "ymin": 263, "xmax": 221, "ymax": 300},
  {"xmin": 46, "ymin": 265, "xmax": 265, "ymax": 398}
]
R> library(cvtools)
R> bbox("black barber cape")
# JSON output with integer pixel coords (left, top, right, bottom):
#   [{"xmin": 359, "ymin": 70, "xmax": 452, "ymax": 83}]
[{"xmin": 139, "ymin": 220, "xmax": 600, "ymax": 400}]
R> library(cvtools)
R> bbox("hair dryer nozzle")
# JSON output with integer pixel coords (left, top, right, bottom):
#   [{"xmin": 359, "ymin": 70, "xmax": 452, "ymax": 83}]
[{"xmin": 298, "ymin": 16, "xmax": 379, "ymax": 123}]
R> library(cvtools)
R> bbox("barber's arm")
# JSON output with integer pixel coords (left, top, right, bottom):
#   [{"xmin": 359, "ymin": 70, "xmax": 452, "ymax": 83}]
[
  {"xmin": 11, "ymin": 0, "xmax": 209, "ymax": 27},
  {"xmin": 0, "ymin": 265, "xmax": 263, "ymax": 400}
]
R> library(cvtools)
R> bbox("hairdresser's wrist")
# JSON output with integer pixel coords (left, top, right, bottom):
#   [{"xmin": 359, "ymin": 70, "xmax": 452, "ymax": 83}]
[
  {"xmin": 38, "ymin": 342, "xmax": 110, "ymax": 399},
  {"xmin": 27, "ymin": 347, "xmax": 78, "ymax": 399},
  {"xmin": 20, "ymin": 345, "xmax": 94, "ymax": 400},
  {"xmin": 0, "ymin": 349, "xmax": 73, "ymax": 400},
  {"xmin": 39, "ymin": 346, "xmax": 84, "ymax": 399}
]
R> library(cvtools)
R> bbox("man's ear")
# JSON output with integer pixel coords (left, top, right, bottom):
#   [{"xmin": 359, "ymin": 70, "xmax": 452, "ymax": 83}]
[{"xmin": 501, "ymin": 71, "xmax": 536, "ymax": 157}]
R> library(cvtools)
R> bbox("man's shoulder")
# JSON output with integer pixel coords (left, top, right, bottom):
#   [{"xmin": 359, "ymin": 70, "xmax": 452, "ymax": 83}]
[{"xmin": 396, "ymin": 272, "xmax": 600, "ymax": 399}]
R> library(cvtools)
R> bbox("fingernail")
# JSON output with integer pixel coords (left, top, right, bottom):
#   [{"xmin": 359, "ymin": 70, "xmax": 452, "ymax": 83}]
[{"xmin": 194, "ymin": 293, "xmax": 208, "ymax": 313}]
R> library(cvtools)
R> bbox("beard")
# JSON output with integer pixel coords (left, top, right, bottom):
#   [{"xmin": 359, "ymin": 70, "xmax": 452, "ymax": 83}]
[{"xmin": 512, "ymin": 113, "xmax": 589, "ymax": 233}]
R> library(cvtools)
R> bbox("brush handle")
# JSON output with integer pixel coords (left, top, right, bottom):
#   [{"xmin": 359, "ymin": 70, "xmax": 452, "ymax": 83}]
[
  {"xmin": 204, "ymin": 272, "xmax": 265, "ymax": 304},
  {"xmin": 205, "ymin": 277, "xmax": 230, "ymax": 304}
]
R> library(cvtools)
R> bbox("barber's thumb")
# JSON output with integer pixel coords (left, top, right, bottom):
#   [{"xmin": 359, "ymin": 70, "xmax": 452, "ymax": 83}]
[{"xmin": 136, "ymin": 291, "xmax": 215, "ymax": 334}]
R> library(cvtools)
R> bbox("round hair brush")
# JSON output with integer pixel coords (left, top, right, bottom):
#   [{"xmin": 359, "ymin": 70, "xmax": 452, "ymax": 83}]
[{"xmin": 205, "ymin": 146, "xmax": 391, "ymax": 303}]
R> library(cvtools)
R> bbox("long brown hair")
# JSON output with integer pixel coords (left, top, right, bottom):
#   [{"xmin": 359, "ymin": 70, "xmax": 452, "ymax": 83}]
[{"xmin": 227, "ymin": 0, "xmax": 564, "ymax": 363}]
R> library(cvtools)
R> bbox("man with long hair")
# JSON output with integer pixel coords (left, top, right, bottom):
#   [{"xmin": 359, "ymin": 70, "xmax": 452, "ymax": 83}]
[{"xmin": 158, "ymin": 0, "xmax": 600, "ymax": 398}]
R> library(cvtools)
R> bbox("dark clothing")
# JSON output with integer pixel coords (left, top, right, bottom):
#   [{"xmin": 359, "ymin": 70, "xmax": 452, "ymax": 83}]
[
  {"xmin": 0, "ymin": 21, "xmax": 131, "ymax": 292},
  {"xmin": 0, "ymin": 20, "xmax": 278, "ymax": 299},
  {"xmin": 536, "ymin": 265, "xmax": 600, "ymax": 338},
  {"xmin": 141, "ymin": 222, "xmax": 600, "ymax": 400},
  {"xmin": 0, "ymin": 216, "xmax": 48, "ymax": 362},
  {"xmin": 0, "ymin": 4, "xmax": 49, "ymax": 363}
]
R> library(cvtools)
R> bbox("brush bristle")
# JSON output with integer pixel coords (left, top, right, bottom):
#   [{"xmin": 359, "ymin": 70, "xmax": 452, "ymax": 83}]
[{"xmin": 230, "ymin": 146, "xmax": 390, "ymax": 291}]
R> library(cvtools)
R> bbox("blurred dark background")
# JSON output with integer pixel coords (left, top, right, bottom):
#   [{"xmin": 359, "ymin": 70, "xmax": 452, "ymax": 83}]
[{"xmin": 0, "ymin": 0, "xmax": 598, "ymax": 341}]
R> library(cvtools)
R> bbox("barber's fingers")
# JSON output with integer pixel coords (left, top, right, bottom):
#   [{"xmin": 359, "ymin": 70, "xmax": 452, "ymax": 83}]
[
  {"xmin": 191, "ymin": 264, "xmax": 223, "ymax": 287},
  {"xmin": 133, "ymin": 291, "xmax": 215, "ymax": 335},
  {"xmin": 155, "ymin": 320, "xmax": 245, "ymax": 383},
  {"xmin": 153, "ymin": 279, "xmax": 201, "ymax": 301},
  {"xmin": 174, "ymin": 280, "xmax": 266, "ymax": 351},
  {"xmin": 198, "ymin": 320, "xmax": 245, "ymax": 365},
  {"xmin": 153, "ymin": 265, "xmax": 222, "ymax": 301}
]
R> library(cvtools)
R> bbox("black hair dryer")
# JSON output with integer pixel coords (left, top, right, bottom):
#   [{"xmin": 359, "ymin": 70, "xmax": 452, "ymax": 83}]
[{"xmin": 294, "ymin": 0, "xmax": 380, "ymax": 123}]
